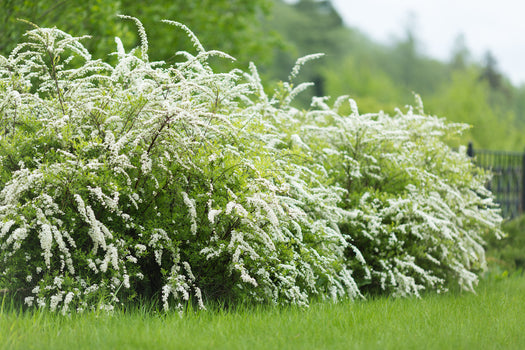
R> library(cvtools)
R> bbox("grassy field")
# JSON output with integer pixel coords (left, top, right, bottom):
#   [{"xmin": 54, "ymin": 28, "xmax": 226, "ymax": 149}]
[{"xmin": 1, "ymin": 274, "xmax": 524, "ymax": 350}]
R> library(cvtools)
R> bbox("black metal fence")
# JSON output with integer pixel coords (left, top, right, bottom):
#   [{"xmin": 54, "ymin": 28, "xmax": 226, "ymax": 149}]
[{"xmin": 467, "ymin": 142, "xmax": 525, "ymax": 219}]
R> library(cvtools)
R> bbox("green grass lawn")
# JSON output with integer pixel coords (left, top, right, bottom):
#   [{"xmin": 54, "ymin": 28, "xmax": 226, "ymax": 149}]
[{"xmin": 1, "ymin": 274, "xmax": 524, "ymax": 350}]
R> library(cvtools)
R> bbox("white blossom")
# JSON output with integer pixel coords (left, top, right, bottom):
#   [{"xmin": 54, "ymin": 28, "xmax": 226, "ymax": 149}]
[{"xmin": 0, "ymin": 20, "xmax": 502, "ymax": 313}]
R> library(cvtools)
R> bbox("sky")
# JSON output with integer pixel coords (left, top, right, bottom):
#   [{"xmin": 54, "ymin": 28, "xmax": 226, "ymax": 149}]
[{"xmin": 329, "ymin": 0, "xmax": 525, "ymax": 86}]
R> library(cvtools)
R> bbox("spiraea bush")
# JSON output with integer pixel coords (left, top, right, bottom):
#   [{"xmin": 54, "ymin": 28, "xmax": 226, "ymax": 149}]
[
  {"xmin": 0, "ymin": 18, "xmax": 502, "ymax": 313},
  {"xmin": 294, "ymin": 97, "xmax": 504, "ymax": 296}
]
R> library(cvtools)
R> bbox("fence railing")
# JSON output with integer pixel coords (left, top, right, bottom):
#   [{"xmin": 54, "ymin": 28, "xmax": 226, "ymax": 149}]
[{"xmin": 466, "ymin": 142, "xmax": 525, "ymax": 219}]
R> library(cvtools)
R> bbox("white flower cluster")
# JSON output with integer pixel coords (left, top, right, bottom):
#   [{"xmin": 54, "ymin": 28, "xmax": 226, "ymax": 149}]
[
  {"xmin": 296, "ymin": 97, "xmax": 502, "ymax": 295},
  {"xmin": 0, "ymin": 19, "xmax": 502, "ymax": 313}
]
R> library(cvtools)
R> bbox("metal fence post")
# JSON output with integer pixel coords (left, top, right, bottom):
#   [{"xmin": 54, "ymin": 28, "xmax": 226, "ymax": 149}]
[
  {"xmin": 521, "ymin": 150, "xmax": 525, "ymax": 214},
  {"xmin": 467, "ymin": 142, "xmax": 474, "ymax": 158}
]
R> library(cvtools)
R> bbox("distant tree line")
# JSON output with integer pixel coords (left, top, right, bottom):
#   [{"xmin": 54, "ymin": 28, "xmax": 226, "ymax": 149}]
[{"xmin": 262, "ymin": 0, "xmax": 525, "ymax": 151}]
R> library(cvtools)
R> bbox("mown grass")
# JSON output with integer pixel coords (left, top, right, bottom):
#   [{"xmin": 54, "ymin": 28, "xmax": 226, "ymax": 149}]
[{"xmin": 1, "ymin": 274, "xmax": 524, "ymax": 350}]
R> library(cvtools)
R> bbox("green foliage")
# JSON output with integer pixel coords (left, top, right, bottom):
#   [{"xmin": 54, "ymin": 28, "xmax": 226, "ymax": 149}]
[
  {"xmin": 119, "ymin": 0, "xmax": 276, "ymax": 67},
  {"xmin": 262, "ymin": 0, "xmax": 349, "ymax": 103},
  {"xmin": 426, "ymin": 70, "xmax": 524, "ymax": 150},
  {"xmin": 0, "ymin": 0, "xmax": 128, "ymax": 60},
  {"xmin": 0, "ymin": 0, "xmax": 275, "ymax": 67},
  {"xmin": 321, "ymin": 55, "xmax": 406, "ymax": 114},
  {"xmin": 486, "ymin": 215, "xmax": 525, "ymax": 271}
]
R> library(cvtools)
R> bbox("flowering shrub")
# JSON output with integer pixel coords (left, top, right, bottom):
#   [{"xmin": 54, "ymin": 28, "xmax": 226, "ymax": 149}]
[
  {"xmin": 294, "ymin": 97, "xmax": 503, "ymax": 296},
  {"xmin": 0, "ymin": 19, "xmax": 502, "ymax": 313}
]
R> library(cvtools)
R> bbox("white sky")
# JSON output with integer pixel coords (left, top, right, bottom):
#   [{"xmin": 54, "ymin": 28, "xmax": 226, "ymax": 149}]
[{"xmin": 330, "ymin": 0, "xmax": 525, "ymax": 86}]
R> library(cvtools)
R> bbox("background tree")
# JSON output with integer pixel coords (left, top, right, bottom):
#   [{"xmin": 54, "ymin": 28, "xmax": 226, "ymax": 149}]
[
  {"xmin": 0, "ymin": 0, "xmax": 275, "ymax": 67},
  {"xmin": 262, "ymin": 0, "xmax": 350, "ymax": 104},
  {"xmin": 0, "ymin": 0, "xmax": 128, "ymax": 59},
  {"xmin": 263, "ymin": 1, "xmax": 525, "ymax": 151},
  {"xmin": 449, "ymin": 34, "xmax": 471, "ymax": 71},
  {"xmin": 119, "ymin": 0, "xmax": 276, "ymax": 67},
  {"xmin": 426, "ymin": 70, "xmax": 523, "ymax": 150},
  {"xmin": 321, "ymin": 55, "xmax": 404, "ymax": 114}
]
